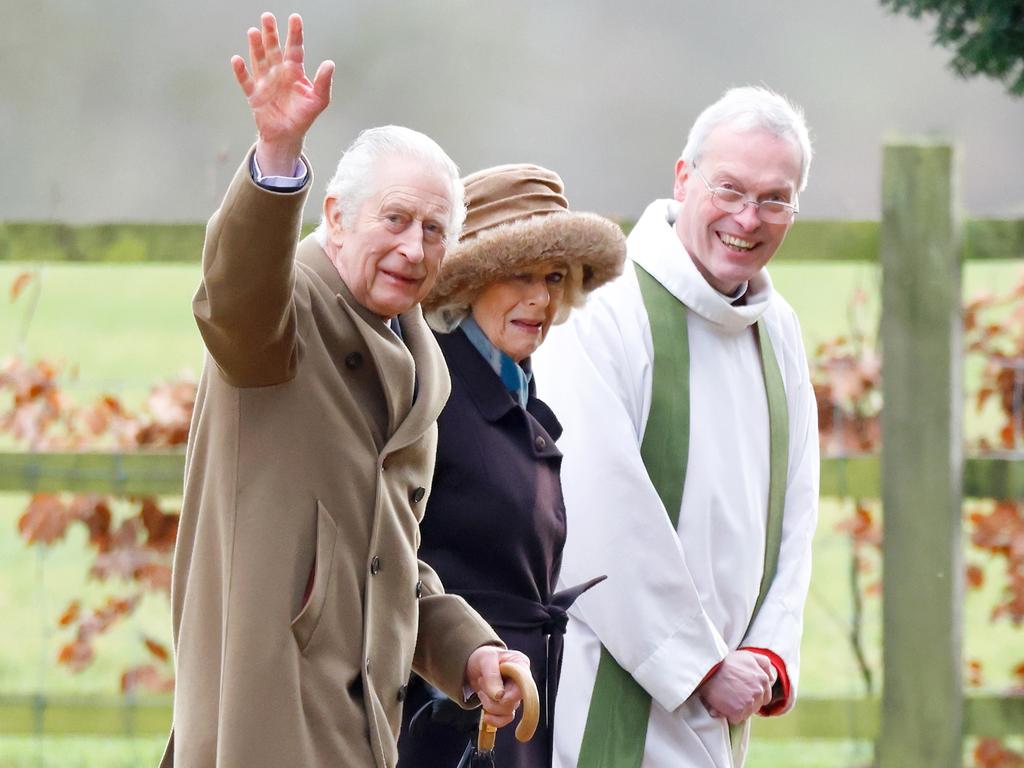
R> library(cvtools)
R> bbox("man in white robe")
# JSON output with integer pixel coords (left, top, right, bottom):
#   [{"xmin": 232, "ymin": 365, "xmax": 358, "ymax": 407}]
[{"xmin": 532, "ymin": 86, "xmax": 820, "ymax": 767}]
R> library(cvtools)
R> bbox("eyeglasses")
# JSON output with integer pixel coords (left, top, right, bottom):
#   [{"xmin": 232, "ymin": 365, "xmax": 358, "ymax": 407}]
[{"xmin": 692, "ymin": 165, "xmax": 799, "ymax": 224}]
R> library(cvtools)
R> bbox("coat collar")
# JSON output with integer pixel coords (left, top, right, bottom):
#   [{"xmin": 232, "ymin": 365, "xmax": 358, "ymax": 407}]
[
  {"xmin": 435, "ymin": 328, "xmax": 563, "ymax": 448},
  {"xmin": 297, "ymin": 236, "xmax": 450, "ymax": 452}
]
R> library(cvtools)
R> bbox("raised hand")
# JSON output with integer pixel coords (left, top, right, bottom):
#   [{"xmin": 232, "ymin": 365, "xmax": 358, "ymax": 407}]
[
  {"xmin": 231, "ymin": 13, "xmax": 335, "ymax": 176},
  {"xmin": 698, "ymin": 650, "xmax": 775, "ymax": 724}
]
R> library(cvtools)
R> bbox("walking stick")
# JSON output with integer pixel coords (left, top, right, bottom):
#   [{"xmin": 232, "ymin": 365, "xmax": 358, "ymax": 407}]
[{"xmin": 458, "ymin": 661, "xmax": 539, "ymax": 767}]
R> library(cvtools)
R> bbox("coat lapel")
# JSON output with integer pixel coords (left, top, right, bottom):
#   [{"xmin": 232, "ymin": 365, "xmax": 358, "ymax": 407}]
[
  {"xmin": 435, "ymin": 329, "xmax": 562, "ymax": 458},
  {"xmin": 436, "ymin": 328, "xmax": 517, "ymax": 423},
  {"xmin": 384, "ymin": 307, "xmax": 450, "ymax": 454}
]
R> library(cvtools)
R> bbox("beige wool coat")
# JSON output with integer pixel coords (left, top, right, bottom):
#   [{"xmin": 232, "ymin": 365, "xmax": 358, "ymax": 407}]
[{"xmin": 160, "ymin": 152, "xmax": 500, "ymax": 768}]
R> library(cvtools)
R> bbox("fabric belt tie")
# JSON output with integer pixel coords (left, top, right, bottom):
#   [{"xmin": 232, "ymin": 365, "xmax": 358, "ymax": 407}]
[{"xmin": 460, "ymin": 575, "xmax": 606, "ymax": 727}]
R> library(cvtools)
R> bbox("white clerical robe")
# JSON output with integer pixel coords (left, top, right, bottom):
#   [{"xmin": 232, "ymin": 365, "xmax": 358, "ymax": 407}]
[{"xmin": 532, "ymin": 199, "xmax": 819, "ymax": 768}]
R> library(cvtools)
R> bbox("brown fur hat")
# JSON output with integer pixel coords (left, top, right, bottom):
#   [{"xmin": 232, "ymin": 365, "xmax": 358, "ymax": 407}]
[{"xmin": 424, "ymin": 163, "xmax": 626, "ymax": 330}]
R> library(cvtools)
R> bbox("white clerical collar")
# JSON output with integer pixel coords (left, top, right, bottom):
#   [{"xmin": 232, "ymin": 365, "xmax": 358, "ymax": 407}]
[{"xmin": 628, "ymin": 198, "xmax": 771, "ymax": 333}]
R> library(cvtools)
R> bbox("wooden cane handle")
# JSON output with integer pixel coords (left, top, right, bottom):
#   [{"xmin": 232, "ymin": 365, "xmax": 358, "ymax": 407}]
[
  {"xmin": 501, "ymin": 662, "xmax": 540, "ymax": 742},
  {"xmin": 476, "ymin": 661, "xmax": 540, "ymax": 751}
]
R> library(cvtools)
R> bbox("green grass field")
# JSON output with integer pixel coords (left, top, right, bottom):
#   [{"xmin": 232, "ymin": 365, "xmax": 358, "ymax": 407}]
[{"xmin": 1, "ymin": 259, "xmax": 1023, "ymax": 766}]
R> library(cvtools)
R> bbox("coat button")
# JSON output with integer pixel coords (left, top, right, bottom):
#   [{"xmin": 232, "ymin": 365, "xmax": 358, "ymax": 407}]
[
  {"xmin": 370, "ymin": 555, "xmax": 381, "ymax": 575},
  {"xmin": 397, "ymin": 684, "xmax": 408, "ymax": 702},
  {"xmin": 415, "ymin": 580, "xmax": 423, "ymax": 599},
  {"xmin": 411, "ymin": 486, "xmax": 426, "ymax": 503},
  {"xmin": 345, "ymin": 351, "xmax": 363, "ymax": 369},
  {"xmin": 535, "ymin": 435, "xmax": 547, "ymax": 450}
]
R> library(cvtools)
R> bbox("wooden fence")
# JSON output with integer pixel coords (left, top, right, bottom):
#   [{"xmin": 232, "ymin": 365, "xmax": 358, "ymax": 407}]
[{"xmin": 1, "ymin": 142, "xmax": 1023, "ymax": 766}]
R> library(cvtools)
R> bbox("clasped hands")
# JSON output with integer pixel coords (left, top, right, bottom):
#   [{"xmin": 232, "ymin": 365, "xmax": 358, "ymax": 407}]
[{"xmin": 698, "ymin": 650, "xmax": 777, "ymax": 725}]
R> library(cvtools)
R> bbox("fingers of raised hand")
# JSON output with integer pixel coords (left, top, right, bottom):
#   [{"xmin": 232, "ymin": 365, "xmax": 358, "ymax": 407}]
[
  {"xmin": 260, "ymin": 13, "xmax": 284, "ymax": 67},
  {"xmin": 312, "ymin": 60, "xmax": 335, "ymax": 106},
  {"xmin": 246, "ymin": 26, "xmax": 268, "ymax": 77},
  {"xmin": 284, "ymin": 13, "xmax": 305, "ymax": 65},
  {"xmin": 231, "ymin": 55, "xmax": 254, "ymax": 97}
]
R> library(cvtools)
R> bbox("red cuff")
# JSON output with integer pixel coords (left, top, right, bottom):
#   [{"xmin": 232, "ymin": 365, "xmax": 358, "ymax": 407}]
[
  {"xmin": 698, "ymin": 660, "xmax": 724, "ymax": 687},
  {"xmin": 741, "ymin": 647, "xmax": 791, "ymax": 716}
]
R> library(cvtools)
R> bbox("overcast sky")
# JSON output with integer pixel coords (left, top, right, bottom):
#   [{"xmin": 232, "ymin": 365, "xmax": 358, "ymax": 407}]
[{"xmin": 4, "ymin": 0, "xmax": 1022, "ymax": 223}]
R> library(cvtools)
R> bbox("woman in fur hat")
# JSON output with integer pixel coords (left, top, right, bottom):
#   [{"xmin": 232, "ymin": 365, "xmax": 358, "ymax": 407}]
[{"xmin": 397, "ymin": 164, "xmax": 626, "ymax": 767}]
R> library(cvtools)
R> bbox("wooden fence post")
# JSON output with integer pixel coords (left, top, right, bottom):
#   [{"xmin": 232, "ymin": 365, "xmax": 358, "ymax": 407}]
[{"xmin": 878, "ymin": 142, "xmax": 963, "ymax": 767}]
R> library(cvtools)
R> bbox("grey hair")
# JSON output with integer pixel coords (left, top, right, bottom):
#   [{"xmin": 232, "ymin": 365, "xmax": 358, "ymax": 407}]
[
  {"xmin": 313, "ymin": 125, "xmax": 466, "ymax": 246},
  {"xmin": 681, "ymin": 86, "xmax": 813, "ymax": 192}
]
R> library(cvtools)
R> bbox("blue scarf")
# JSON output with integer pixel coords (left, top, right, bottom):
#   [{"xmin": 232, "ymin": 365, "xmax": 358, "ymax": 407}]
[{"xmin": 459, "ymin": 316, "xmax": 533, "ymax": 407}]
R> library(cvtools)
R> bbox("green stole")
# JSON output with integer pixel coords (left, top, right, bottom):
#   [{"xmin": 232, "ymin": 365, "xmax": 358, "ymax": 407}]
[{"xmin": 575, "ymin": 263, "xmax": 789, "ymax": 767}]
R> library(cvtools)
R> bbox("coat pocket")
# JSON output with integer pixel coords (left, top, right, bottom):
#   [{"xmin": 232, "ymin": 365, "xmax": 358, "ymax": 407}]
[{"xmin": 290, "ymin": 499, "xmax": 338, "ymax": 653}]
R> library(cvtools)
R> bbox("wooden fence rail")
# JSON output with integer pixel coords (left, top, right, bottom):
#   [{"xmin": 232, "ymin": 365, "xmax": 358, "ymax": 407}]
[
  {"xmin": 2, "ymin": 694, "xmax": 1022, "ymax": 740},
  {"xmin": 2, "ymin": 218, "xmax": 1024, "ymax": 264},
  {"xmin": 3, "ymin": 452, "xmax": 1024, "ymax": 500}
]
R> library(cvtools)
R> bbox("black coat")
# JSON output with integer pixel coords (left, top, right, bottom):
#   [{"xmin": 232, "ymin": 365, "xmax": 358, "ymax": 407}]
[{"xmin": 398, "ymin": 328, "xmax": 588, "ymax": 768}]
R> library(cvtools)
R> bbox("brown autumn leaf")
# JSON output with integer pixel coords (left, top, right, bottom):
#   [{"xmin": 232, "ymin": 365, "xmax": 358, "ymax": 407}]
[
  {"xmin": 72, "ymin": 595, "xmax": 142, "ymax": 643},
  {"xmin": 971, "ymin": 501, "xmax": 1024, "ymax": 555},
  {"xmin": 136, "ymin": 562, "xmax": 173, "ymax": 593},
  {"xmin": 836, "ymin": 504, "xmax": 882, "ymax": 548},
  {"xmin": 977, "ymin": 386, "xmax": 994, "ymax": 411},
  {"xmin": 90, "ymin": 544, "xmax": 152, "ymax": 583},
  {"xmin": 1001, "ymin": 422, "xmax": 1021, "ymax": 450},
  {"xmin": 88, "ymin": 518, "xmax": 154, "ymax": 582},
  {"xmin": 79, "ymin": 407, "xmax": 109, "ymax": 436},
  {"xmin": 822, "ymin": 359, "xmax": 868, "ymax": 403},
  {"xmin": 966, "ymin": 658, "xmax": 984, "ymax": 687},
  {"xmin": 964, "ymin": 306, "xmax": 978, "ymax": 333},
  {"xmin": 966, "ymin": 564, "xmax": 986, "ymax": 590},
  {"xmin": 10, "ymin": 271, "xmax": 34, "ymax": 302},
  {"xmin": 147, "ymin": 379, "xmax": 195, "ymax": 428},
  {"xmin": 57, "ymin": 639, "xmax": 94, "ymax": 673},
  {"xmin": 68, "ymin": 494, "xmax": 113, "ymax": 550},
  {"xmin": 964, "ymin": 290, "xmax": 996, "ymax": 313},
  {"xmin": 143, "ymin": 636, "xmax": 170, "ymax": 662},
  {"xmin": 18, "ymin": 494, "xmax": 71, "ymax": 545},
  {"xmin": 140, "ymin": 498, "xmax": 178, "ymax": 551},
  {"xmin": 121, "ymin": 664, "xmax": 174, "ymax": 694},
  {"xmin": 991, "ymin": 573, "xmax": 1024, "ymax": 626},
  {"xmin": 973, "ymin": 737, "xmax": 1024, "ymax": 768},
  {"xmin": 58, "ymin": 600, "xmax": 81, "ymax": 627}
]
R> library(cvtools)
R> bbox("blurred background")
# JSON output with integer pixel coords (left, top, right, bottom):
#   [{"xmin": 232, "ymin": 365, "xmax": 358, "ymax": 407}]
[
  {"xmin": 2, "ymin": 0, "xmax": 1022, "ymax": 223},
  {"xmin": 2, "ymin": 2, "xmax": 1023, "ymax": 767}
]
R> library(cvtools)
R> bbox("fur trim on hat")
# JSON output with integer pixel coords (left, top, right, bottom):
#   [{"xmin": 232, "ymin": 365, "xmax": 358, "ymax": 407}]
[{"xmin": 424, "ymin": 210, "xmax": 626, "ymax": 331}]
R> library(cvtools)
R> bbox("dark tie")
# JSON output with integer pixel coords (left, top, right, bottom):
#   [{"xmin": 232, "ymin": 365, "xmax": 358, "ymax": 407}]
[{"xmin": 389, "ymin": 317, "xmax": 418, "ymax": 402}]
